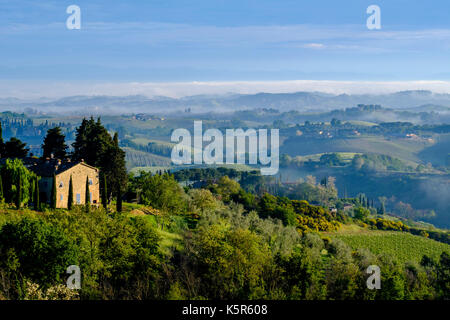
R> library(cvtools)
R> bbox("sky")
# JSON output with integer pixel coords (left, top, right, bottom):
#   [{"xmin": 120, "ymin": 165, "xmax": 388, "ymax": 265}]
[{"xmin": 2, "ymin": 0, "xmax": 450, "ymax": 98}]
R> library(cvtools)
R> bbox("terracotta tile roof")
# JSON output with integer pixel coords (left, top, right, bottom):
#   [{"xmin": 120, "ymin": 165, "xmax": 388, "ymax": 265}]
[{"xmin": 0, "ymin": 157, "xmax": 98, "ymax": 177}]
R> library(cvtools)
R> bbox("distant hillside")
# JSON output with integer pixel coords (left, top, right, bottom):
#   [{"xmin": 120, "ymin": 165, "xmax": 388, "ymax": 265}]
[
  {"xmin": 3, "ymin": 90, "xmax": 450, "ymax": 114},
  {"xmin": 418, "ymin": 133, "xmax": 450, "ymax": 166},
  {"xmin": 123, "ymin": 147, "xmax": 171, "ymax": 170},
  {"xmin": 281, "ymin": 136, "xmax": 427, "ymax": 165}
]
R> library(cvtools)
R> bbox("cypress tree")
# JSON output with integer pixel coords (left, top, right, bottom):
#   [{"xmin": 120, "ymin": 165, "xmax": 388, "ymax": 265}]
[
  {"xmin": 15, "ymin": 174, "xmax": 22, "ymax": 209},
  {"xmin": 0, "ymin": 122, "xmax": 3, "ymax": 157},
  {"xmin": 68, "ymin": 175, "xmax": 73, "ymax": 210},
  {"xmin": 51, "ymin": 174, "xmax": 57, "ymax": 209},
  {"xmin": 380, "ymin": 202, "xmax": 386, "ymax": 215},
  {"xmin": 0, "ymin": 174, "xmax": 3, "ymax": 202},
  {"xmin": 101, "ymin": 173, "xmax": 107, "ymax": 209},
  {"xmin": 116, "ymin": 185, "xmax": 122, "ymax": 213},
  {"xmin": 33, "ymin": 177, "xmax": 40, "ymax": 211},
  {"xmin": 85, "ymin": 176, "xmax": 90, "ymax": 213}
]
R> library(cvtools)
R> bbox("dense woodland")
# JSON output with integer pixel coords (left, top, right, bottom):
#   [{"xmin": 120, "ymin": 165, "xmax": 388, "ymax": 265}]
[{"xmin": 0, "ymin": 171, "xmax": 449, "ymax": 300}]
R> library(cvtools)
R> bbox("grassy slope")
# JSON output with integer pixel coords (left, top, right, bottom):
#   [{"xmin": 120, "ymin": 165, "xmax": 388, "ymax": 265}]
[
  {"xmin": 418, "ymin": 133, "xmax": 450, "ymax": 166},
  {"xmin": 124, "ymin": 203, "xmax": 183, "ymax": 255},
  {"xmin": 123, "ymin": 147, "xmax": 172, "ymax": 170},
  {"xmin": 281, "ymin": 136, "xmax": 431, "ymax": 166},
  {"xmin": 324, "ymin": 225, "xmax": 450, "ymax": 263}
]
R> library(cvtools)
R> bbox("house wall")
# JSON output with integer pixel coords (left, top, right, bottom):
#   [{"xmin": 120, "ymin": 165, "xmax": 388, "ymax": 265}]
[
  {"xmin": 56, "ymin": 163, "xmax": 100, "ymax": 208},
  {"xmin": 38, "ymin": 177, "xmax": 53, "ymax": 204},
  {"xmin": 37, "ymin": 163, "xmax": 100, "ymax": 209}
]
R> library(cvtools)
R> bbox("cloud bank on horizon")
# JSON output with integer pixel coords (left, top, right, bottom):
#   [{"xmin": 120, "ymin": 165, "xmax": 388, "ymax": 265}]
[
  {"xmin": 1, "ymin": 0, "xmax": 450, "ymax": 98},
  {"xmin": 4, "ymin": 80, "xmax": 450, "ymax": 99}
]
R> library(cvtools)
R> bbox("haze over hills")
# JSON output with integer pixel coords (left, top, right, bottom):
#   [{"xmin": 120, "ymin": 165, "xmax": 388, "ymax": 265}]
[{"xmin": 2, "ymin": 90, "xmax": 450, "ymax": 114}]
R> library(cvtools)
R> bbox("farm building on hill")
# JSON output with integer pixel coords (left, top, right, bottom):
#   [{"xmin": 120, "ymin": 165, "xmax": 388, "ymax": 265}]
[{"xmin": 25, "ymin": 158, "xmax": 100, "ymax": 208}]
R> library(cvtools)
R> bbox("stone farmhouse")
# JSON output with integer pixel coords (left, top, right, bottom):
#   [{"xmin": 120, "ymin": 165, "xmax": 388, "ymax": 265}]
[{"xmin": 25, "ymin": 158, "xmax": 100, "ymax": 208}]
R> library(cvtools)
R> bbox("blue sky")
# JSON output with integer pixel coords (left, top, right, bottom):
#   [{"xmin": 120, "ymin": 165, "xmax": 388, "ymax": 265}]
[{"xmin": 2, "ymin": 0, "xmax": 450, "ymax": 97}]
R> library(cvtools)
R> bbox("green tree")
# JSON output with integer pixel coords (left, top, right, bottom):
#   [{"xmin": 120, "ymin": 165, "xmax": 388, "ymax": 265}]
[
  {"xmin": 116, "ymin": 184, "xmax": 122, "ymax": 213},
  {"xmin": 320, "ymin": 153, "xmax": 343, "ymax": 166},
  {"xmin": 50, "ymin": 174, "xmax": 56, "ymax": 209},
  {"xmin": 85, "ymin": 176, "xmax": 90, "ymax": 213},
  {"xmin": 0, "ymin": 158, "xmax": 36, "ymax": 205},
  {"xmin": 4, "ymin": 137, "xmax": 29, "ymax": 158},
  {"xmin": 187, "ymin": 225, "xmax": 272, "ymax": 299},
  {"xmin": 353, "ymin": 206, "xmax": 370, "ymax": 220},
  {"xmin": 0, "ymin": 218, "xmax": 78, "ymax": 288},
  {"xmin": 435, "ymin": 252, "xmax": 450, "ymax": 299},
  {"xmin": 42, "ymin": 127, "xmax": 68, "ymax": 159},
  {"xmin": 15, "ymin": 174, "xmax": 22, "ymax": 209},
  {"xmin": 68, "ymin": 175, "xmax": 73, "ymax": 210},
  {"xmin": 0, "ymin": 173, "xmax": 3, "ymax": 202},
  {"xmin": 188, "ymin": 188, "xmax": 218, "ymax": 215},
  {"xmin": 0, "ymin": 122, "xmax": 4, "ymax": 157},
  {"xmin": 258, "ymin": 193, "xmax": 296, "ymax": 226},
  {"xmin": 378, "ymin": 202, "xmax": 386, "ymax": 215},
  {"xmin": 101, "ymin": 173, "xmax": 107, "ymax": 209},
  {"xmin": 280, "ymin": 244, "xmax": 326, "ymax": 299},
  {"xmin": 33, "ymin": 177, "xmax": 40, "ymax": 211},
  {"xmin": 72, "ymin": 118, "xmax": 127, "ymax": 200},
  {"xmin": 139, "ymin": 172, "xmax": 186, "ymax": 214},
  {"xmin": 209, "ymin": 176, "xmax": 241, "ymax": 203}
]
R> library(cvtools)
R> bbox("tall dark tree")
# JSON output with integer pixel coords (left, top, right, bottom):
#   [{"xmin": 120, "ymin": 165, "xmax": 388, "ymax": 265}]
[
  {"xmin": 116, "ymin": 185, "xmax": 122, "ymax": 213},
  {"xmin": 72, "ymin": 118, "xmax": 127, "ymax": 200},
  {"xmin": 4, "ymin": 137, "xmax": 29, "ymax": 158},
  {"xmin": 72, "ymin": 117, "xmax": 110, "ymax": 166},
  {"xmin": 42, "ymin": 127, "xmax": 68, "ymax": 159},
  {"xmin": 50, "ymin": 174, "xmax": 57, "ymax": 209},
  {"xmin": 68, "ymin": 175, "xmax": 73, "ymax": 210},
  {"xmin": 15, "ymin": 174, "xmax": 22, "ymax": 209},
  {"xmin": 33, "ymin": 177, "xmax": 40, "ymax": 211},
  {"xmin": 104, "ymin": 132, "xmax": 127, "ymax": 199},
  {"xmin": 101, "ymin": 172, "xmax": 107, "ymax": 209},
  {"xmin": 0, "ymin": 174, "xmax": 3, "ymax": 202},
  {"xmin": 71, "ymin": 118, "xmax": 90, "ymax": 162},
  {"xmin": 85, "ymin": 176, "xmax": 90, "ymax": 213},
  {"xmin": 378, "ymin": 202, "xmax": 386, "ymax": 215},
  {"xmin": 0, "ymin": 122, "xmax": 5, "ymax": 157}
]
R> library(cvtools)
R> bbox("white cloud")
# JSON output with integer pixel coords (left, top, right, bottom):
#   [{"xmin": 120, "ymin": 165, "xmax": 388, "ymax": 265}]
[
  {"xmin": 3, "ymin": 80, "xmax": 450, "ymax": 99},
  {"xmin": 302, "ymin": 43, "xmax": 326, "ymax": 49}
]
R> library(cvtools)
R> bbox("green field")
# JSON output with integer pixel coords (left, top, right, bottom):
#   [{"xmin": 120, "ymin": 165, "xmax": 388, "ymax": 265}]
[
  {"xmin": 124, "ymin": 147, "xmax": 172, "ymax": 170},
  {"xmin": 281, "ymin": 135, "xmax": 431, "ymax": 166},
  {"xmin": 292, "ymin": 152, "xmax": 360, "ymax": 163},
  {"xmin": 129, "ymin": 163, "xmax": 256, "ymax": 175},
  {"xmin": 328, "ymin": 229, "xmax": 450, "ymax": 263},
  {"xmin": 418, "ymin": 133, "xmax": 450, "ymax": 166},
  {"xmin": 131, "ymin": 137, "xmax": 176, "ymax": 147}
]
